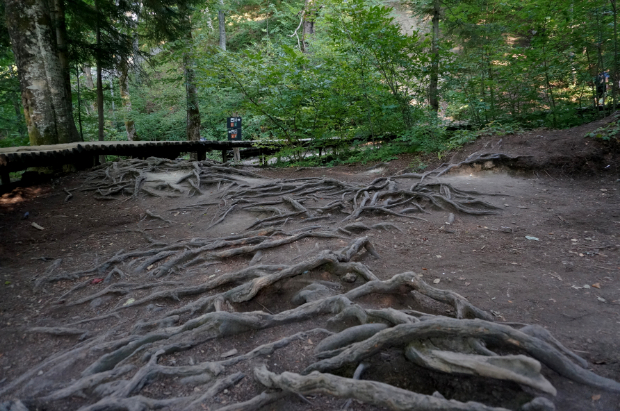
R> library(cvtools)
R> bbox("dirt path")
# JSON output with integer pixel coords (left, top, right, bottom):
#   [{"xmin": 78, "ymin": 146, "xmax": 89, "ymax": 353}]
[{"xmin": 0, "ymin": 122, "xmax": 619, "ymax": 411}]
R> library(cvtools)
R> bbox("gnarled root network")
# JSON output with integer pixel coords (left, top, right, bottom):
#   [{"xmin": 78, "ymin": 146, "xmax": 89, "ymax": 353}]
[{"xmin": 4, "ymin": 159, "xmax": 617, "ymax": 411}]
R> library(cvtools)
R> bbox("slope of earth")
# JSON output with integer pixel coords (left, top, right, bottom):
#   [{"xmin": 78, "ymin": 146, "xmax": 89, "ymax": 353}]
[{"xmin": 0, "ymin": 118, "xmax": 619, "ymax": 411}]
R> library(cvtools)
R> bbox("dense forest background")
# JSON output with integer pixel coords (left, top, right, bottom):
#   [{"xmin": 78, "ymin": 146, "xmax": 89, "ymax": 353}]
[{"xmin": 1, "ymin": 0, "xmax": 619, "ymax": 165}]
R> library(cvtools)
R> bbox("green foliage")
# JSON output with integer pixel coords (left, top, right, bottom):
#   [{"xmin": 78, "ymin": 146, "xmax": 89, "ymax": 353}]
[
  {"xmin": 445, "ymin": 121, "xmax": 524, "ymax": 151},
  {"xmin": 0, "ymin": 133, "xmax": 28, "ymax": 148},
  {"xmin": 586, "ymin": 113, "xmax": 620, "ymax": 141}
]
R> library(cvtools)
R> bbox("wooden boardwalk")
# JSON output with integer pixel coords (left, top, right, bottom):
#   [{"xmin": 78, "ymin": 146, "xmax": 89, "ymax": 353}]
[{"xmin": 0, "ymin": 140, "xmax": 285, "ymax": 185}]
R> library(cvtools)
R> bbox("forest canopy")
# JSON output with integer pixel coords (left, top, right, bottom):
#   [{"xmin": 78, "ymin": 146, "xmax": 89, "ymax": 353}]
[{"xmin": 1, "ymin": 0, "xmax": 619, "ymax": 163}]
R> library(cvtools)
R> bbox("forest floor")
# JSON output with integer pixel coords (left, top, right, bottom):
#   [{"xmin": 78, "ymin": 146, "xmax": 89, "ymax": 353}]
[{"xmin": 1, "ymin": 115, "xmax": 620, "ymax": 411}]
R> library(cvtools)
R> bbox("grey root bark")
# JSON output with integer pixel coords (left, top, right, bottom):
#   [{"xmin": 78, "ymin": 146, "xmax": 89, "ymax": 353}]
[
  {"xmin": 119, "ymin": 58, "xmax": 137, "ymax": 141},
  {"xmin": 5, "ymin": 0, "xmax": 81, "ymax": 145},
  {"xmin": 429, "ymin": 0, "xmax": 440, "ymax": 113}
]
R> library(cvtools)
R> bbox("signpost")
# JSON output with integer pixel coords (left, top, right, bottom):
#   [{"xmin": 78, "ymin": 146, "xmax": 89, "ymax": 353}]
[{"xmin": 227, "ymin": 116, "xmax": 242, "ymax": 162}]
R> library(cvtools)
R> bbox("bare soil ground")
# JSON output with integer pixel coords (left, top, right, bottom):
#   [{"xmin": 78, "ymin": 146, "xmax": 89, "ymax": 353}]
[{"xmin": 1, "ymin": 117, "xmax": 620, "ymax": 411}]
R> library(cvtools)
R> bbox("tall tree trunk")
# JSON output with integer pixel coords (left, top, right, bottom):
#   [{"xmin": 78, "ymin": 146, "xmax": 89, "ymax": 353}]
[
  {"xmin": 218, "ymin": 0, "xmax": 226, "ymax": 51},
  {"xmin": 184, "ymin": 52, "xmax": 201, "ymax": 148},
  {"xmin": 83, "ymin": 65, "xmax": 96, "ymax": 114},
  {"xmin": 611, "ymin": 0, "xmax": 618, "ymax": 111},
  {"xmin": 429, "ymin": 0, "xmax": 440, "ymax": 114},
  {"xmin": 96, "ymin": 0, "xmax": 105, "ymax": 162},
  {"xmin": 75, "ymin": 66, "xmax": 84, "ymax": 140},
  {"xmin": 302, "ymin": 0, "xmax": 315, "ymax": 52},
  {"xmin": 133, "ymin": 2, "xmax": 142, "ymax": 84},
  {"xmin": 5, "ymin": 0, "xmax": 79, "ymax": 145},
  {"xmin": 119, "ymin": 58, "xmax": 138, "ymax": 140},
  {"xmin": 51, "ymin": 0, "xmax": 81, "ymax": 141},
  {"xmin": 181, "ymin": 11, "xmax": 200, "ymax": 158}
]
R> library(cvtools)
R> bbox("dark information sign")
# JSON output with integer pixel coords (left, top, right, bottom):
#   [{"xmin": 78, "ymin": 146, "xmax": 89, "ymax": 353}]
[{"xmin": 227, "ymin": 117, "xmax": 242, "ymax": 141}]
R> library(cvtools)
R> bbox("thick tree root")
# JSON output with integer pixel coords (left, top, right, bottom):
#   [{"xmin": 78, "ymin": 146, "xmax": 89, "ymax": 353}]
[
  {"xmin": 305, "ymin": 318, "xmax": 620, "ymax": 394},
  {"xmin": 254, "ymin": 365, "xmax": 512, "ymax": 411}
]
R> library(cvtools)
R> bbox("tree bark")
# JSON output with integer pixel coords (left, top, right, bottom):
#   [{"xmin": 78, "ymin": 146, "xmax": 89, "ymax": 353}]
[
  {"xmin": 51, "ymin": 0, "xmax": 81, "ymax": 141},
  {"xmin": 4, "ymin": 0, "xmax": 80, "ymax": 145},
  {"xmin": 83, "ymin": 65, "xmax": 96, "ymax": 115},
  {"xmin": 180, "ymin": 11, "xmax": 201, "ymax": 158},
  {"xmin": 119, "ymin": 58, "xmax": 138, "ymax": 140},
  {"xmin": 301, "ymin": 0, "xmax": 315, "ymax": 52},
  {"xmin": 184, "ymin": 52, "xmax": 201, "ymax": 148},
  {"xmin": 429, "ymin": 0, "xmax": 440, "ymax": 114},
  {"xmin": 218, "ymin": 0, "xmax": 226, "ymax": 51},
  {"xmin": 96, "ymin": 0, "xmax": 105, "ymax": 144}
]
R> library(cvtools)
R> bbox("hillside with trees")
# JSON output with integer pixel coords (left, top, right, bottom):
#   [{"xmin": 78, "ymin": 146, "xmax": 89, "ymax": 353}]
[{"xmin": 1, "ymin": 0, "xmax": 620, "ymax": 161}]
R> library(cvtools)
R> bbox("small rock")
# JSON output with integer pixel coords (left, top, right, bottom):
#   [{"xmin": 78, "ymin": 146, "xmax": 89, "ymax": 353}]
[
  {"xmin": 433, "ymin": 278, "xmax": 441, "ymax": 284},
  {"xmin": 342, "ymin": 273, "xmax": 357, "ymax": 283},
  {"xmin": 221, "ymin": 349, "xmax": 238, "ymax": 358},
  {"xmin": 37, "ymin": 370, "xmax": 43, "ymax": 376}
]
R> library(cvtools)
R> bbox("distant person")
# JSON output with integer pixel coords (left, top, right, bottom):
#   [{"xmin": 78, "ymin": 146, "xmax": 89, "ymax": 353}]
[{"xmin": 595, "ymin": 70, "xmax": 610, "ymax": 106}]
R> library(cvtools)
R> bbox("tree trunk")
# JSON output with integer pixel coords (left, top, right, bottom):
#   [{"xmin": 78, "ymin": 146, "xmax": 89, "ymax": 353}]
[
  {"xmin": 119, "ymin": 58, "xmax": 138, "ymax": 140},
  {"xmin": 302, "ymin": 0, "xmax": 315, "ymax": 52},
  {"xmin": 218, "ymin": 0, "xmax": 226, "ymax": 51},
  {"xmin": 75, "ymin": 66, "xmax": 84, "ymax": 140},
  {"xmin": 184, "ymin": 52, "xmax": 201, "ymax": 147},
  {"xmin": 429, "ymin": 0, "xmax": 440, "ymax": 114},
  {"xmin": 5, "ymin": 0, "xmax": 79, "ymax": 145},
  {"xmin": 611, "ymin": 0, "xmax": 618, "ymax": 111},
  {"xmin": 96, "ymin": 0, "xmax": 105, "ymax": 162},
  {"xmin": 182, "ymin": 19, "xmax": 200, "ymax": 159},
  {"xmin": 51, "ymin": 0, "xmax": 81, "ymax": 141},
  {"xmin": 83, "ymin": 65, "xmax": 96, "ymax": 115}
]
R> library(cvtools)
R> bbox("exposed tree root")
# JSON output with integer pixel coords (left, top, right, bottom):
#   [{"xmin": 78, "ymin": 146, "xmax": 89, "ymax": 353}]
[
  {"xmin": 9, "ymin": 160, "xmax": 618, "ymax": 411},
  {"xmin": 254, "ymin": 365, "xmax": 513, "ymax": 411}
]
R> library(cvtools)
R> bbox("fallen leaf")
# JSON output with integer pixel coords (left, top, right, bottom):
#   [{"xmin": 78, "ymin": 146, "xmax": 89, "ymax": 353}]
[
  {"xmin": 592, "ymin": 394, "xmax": 601, "ymax": 401},
  {"xmin": 592, "ymin": 283, "xmax": 601, "ymax": 289},
  {"xmin": 597, "ymin": 296, "xmax": 606, "ymax": 303},
  {"xmin": 433, "ymin": 278, "xmax": 441, "ymax": 284},
  {"xmin": 147, "ymin": 264, "xmax": 154, "ymax": 271},
  {"xmin": 465, "ymin": 282, "xmax": 471, "ymax": 286},
  {"xmin": 525, "ymin": 236, "xmax": 539, "ymax": 241},
  {"xmin": 90, "ymin": 278, "xmax": 103, "ymax": 285},
  {"xmin": 123, "ymin": 298, "xmax": 135, "ymax": 306},
  {"xmin": 422, "ymin": 268, "xmax": 427, "ymax": 270}
]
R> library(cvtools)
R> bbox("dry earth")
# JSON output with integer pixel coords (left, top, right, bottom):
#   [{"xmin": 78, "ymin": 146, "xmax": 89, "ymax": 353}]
[{"xmin": 0, "ymin": 116, "xmax": 619, "ymax": 411}]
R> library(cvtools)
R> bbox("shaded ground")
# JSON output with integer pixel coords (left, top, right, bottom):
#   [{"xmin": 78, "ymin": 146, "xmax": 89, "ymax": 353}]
[{"xmin": 0, "ymin": 118, "xmax": 619, "ymax": 411}]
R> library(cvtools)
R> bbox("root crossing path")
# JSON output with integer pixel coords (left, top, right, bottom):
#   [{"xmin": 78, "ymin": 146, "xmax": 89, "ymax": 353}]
[{"xmin": 1, "ymin": 157, "xmax": 618, "ymax": 411}]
